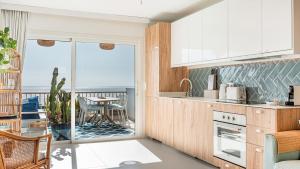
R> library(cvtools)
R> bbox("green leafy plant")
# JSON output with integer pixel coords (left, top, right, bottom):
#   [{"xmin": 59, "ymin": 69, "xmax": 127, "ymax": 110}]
[{"xmin": 0, "ymin": 27, "xmax": 17, "ymax": 65}]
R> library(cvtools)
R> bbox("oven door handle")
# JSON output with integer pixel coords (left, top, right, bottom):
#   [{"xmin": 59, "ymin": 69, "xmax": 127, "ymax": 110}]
[
  {"xmin": 214, "ymin": 122, "xmax": 244, "ymax": 133},
  {"xmin": 220, "ymin": 133, "xmax": 242, "ymax": 141}
]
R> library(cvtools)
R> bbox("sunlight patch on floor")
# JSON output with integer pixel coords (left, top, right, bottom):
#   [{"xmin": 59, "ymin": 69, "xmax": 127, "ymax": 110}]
[{"xmin": 51, "ymin": 140, "xmax": 161, "ymax": 169}]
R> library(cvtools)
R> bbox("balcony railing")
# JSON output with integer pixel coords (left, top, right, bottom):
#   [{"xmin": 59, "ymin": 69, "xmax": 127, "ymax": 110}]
[{"xmin": 22, "ymin": 90, "xmax": 127, "ymax": 107}]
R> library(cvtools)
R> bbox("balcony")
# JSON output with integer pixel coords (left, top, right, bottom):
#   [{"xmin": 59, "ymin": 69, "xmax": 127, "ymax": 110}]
[{"xmin": 22, "ymin": 88, "xmax": 135, "ymax": 141}]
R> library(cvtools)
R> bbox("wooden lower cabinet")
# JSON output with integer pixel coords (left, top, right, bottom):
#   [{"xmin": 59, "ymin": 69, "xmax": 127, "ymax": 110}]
[
  {"xmin": 145, "ymin": 96, "xmax": 153, "ymax": 137},
  {"xmin": 196, "ymin": 102, "xmax": 215, "ymax": 164},
  {"xmin": 214, "ymin": 158, "xmax": 243, "ymax": 169},
  {"xmin": 173, "ymin": 99, "xmax": 199, "ymax": 156},
  {"xmin": 246, "ymin": 107, "xmax": 300, "ymax": 169},
  {"xmin": 157, "ymin": 97, "xmax": 174, "ymax": 146},
  {"xmin": 146, "ymin": 97, "xmax": 300, "ymax": 169},
  {"xmin": 247, "ymin": 125, "xmax": 275, "ymax": 146},
  {"xmin": 247, "ymin": 144, "xmax": 264, "ymax": 169},
  {"xmin": 183, "ymin": 101, "xmax": 200, "ymax": 156},
  {"xmin": 145, "ymin": 96, "xmax": 159, "ymax": 140},
  {"xmin": 146, "ymin": 97, "xmax": 174, "ymax": 146},
  {"xmin": 173, "ymin": 100, "xmax": 215, "ymax": 162},
  {"xmin": 246, "ymin": 107, "xmax": 275, "ymax": 129},
  {"xmin": 173, "ymin": 99, "xmax": 186, "ymax": 151}
]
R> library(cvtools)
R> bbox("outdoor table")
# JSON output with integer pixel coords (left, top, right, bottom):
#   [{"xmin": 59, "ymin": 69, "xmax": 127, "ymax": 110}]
[{"xmin": 86, "ymin": 97, "xmax": 120, "ymax": 126}]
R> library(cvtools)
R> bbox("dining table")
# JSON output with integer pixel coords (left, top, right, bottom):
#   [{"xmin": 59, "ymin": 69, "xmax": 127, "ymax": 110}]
[{"xmin": 86, "ymin": 97, "xmax": 120, "ymax": 126}]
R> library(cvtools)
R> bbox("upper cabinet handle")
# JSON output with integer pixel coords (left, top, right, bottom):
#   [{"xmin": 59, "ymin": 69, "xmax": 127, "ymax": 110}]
[{"xmin": 256, "ymin": 110, "xmax": 263, "ymax": 114}]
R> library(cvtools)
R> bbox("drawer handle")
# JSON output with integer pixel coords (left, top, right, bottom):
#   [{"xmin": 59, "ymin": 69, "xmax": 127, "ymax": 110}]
[
  {"xmin": 255, "ymin": 129, "xmax": 263, "ymax": 133},
  {"xmin": 207, "ymin": 104, "xmax": 213, "ymax": 108},
  {"xmin": 256, "ymin": 110, "xmax": 263, "ymax": 114},
  {"xmin": 255, "ymin": 148, "xmax": 262, "ymax": 153},
  {"xmin": 225, "ymin": 164, "xmax": 230, "ymax": 168}
]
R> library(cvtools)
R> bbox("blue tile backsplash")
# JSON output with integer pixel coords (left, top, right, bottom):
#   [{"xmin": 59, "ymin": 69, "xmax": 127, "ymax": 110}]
[{"xmin": 189, "ymin": 59, "xmax": 300, "ymax": 103}]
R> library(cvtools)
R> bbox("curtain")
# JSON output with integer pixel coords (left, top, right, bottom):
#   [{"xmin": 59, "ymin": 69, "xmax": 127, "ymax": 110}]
[{"xmin": 0, "ymin": 10, "xmax": 29, "ymax": 68}]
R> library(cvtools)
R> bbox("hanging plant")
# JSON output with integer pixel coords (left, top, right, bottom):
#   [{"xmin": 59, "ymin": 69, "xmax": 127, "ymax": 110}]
[{"xmin": 0, "ymin": 27, "xmax": 17, "ymax": 66}]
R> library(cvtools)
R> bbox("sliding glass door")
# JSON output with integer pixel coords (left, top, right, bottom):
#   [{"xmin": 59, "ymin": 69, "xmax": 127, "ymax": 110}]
[
  {"xmin": 74, "ymin": 41, "xmax": 136, "ymax": 141},
  {"xmin": 23, "ymin": 38, "xmax": 137, "ymax": 142},
  {"xmin": 23, "ymin": 39, "xmax": 71, "ymax": 141}
]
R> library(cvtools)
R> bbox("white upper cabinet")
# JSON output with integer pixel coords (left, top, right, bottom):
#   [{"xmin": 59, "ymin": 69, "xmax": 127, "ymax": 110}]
[
  {"xmin": 228, "ymin": 0, "xmax": 262, "ymax": 57},
  {"xmin": 188, "ymin": 11, "xmax": 203, "ymax": 64},
  {"xmin": 202, "ymin": 0, "xmax": 228, "ymax": 60},
  {"xmin": 171, "ymin": 18, "xmax": 189, "ymax": 67},
  {"xmin": 262, "ymin": 0, "xmax": 293, "ymax": 53},
  {"xmin": 171, "ymin": 0, "xmax": 300, "ymax": 67}
]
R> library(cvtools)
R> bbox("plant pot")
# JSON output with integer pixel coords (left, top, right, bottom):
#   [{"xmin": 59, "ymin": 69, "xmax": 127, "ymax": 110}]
[{"xmin": 50, "ymin": 123, "xmax": 71, "ymax": 141}]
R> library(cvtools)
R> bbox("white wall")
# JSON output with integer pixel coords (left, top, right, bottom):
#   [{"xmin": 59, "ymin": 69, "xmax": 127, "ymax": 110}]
[{"xmin": 27, "ymin": 13, "xmax": 147, "ymax": 39}]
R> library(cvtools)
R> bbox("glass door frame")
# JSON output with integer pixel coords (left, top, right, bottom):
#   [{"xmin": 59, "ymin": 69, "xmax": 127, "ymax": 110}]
[
  {"xmin": 25, "ymin": 34, "xmax": 145, "ymax": 144},
  {"xmin": 26, "ymin": 36, "xmax": 72, "ymax": 144},
  {"xmin": 71, "ymin": 37, "xmax": 143, "ymax": 143}
]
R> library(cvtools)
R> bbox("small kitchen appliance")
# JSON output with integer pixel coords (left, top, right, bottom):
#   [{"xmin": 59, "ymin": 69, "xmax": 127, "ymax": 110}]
[
  {"xmin": 286, "ymin": 85, "xmax": 300, "ymax": 106},
  {"xmin": 219, "ymin": 83, "xmax": 228, "ymax": 100},
  {"xmin": 288, "ymin": 85, "xmax": 300, "ymax": 106},
  {"xmin": 226, "ymin": 86, "xmax": 247, "ymax": 102}
]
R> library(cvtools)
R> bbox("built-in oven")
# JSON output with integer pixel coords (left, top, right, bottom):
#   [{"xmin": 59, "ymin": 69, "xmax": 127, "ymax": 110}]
[{"xmin": 213, "ymin": 111, "xmax": 246, "ymax": 168}]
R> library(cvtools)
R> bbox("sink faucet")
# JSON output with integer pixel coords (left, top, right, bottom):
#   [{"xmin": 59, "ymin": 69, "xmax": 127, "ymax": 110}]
[{"xmin": 180, "ymin": 78, "xmax": 193, "ymax": 97}]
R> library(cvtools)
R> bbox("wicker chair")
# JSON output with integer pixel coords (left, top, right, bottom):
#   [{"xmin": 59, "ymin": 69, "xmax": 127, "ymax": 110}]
[{"xmin": 0, "ymin": 130, "xmax": 52, "ymax": 169}]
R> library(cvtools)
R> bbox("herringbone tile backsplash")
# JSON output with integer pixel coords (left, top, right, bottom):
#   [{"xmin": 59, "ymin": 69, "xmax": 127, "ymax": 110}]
[{"xmin": 189, "ymin": 60, "xmax": 300, "ymax": 103}]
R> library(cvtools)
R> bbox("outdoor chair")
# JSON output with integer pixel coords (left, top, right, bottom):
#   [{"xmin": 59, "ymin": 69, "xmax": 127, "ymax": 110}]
[
  {"xmin": 77, "ymin": 96, "xmax": 103, "ymax": 126},
  {"xmin": 0, "ymin": 130, "xmax": 52, "ymax": 169},
  {"xmin": 108, "ymin": 94, "xmax": 129, "ymax": 125}
]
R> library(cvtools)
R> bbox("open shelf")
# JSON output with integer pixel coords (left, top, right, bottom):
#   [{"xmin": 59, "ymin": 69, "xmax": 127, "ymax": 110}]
[
  {"xmin": 0, "ymin": 69, "xmax": 21, "ymax": 74},
  {"xmin": 0, "ymin": 89, "xmax": 21, "ymax": 93}
]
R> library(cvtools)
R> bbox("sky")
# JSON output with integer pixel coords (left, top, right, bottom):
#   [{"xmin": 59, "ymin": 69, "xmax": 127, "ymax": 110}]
[{"xmin": 22, "ymin": 40, "xmax": 135, "ymax": 91}]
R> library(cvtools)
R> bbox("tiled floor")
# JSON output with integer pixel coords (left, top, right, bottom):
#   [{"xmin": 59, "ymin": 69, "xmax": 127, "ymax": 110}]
[{"xmin": 50, "ymin": 139, "xmax": 217, "ymax": 169}]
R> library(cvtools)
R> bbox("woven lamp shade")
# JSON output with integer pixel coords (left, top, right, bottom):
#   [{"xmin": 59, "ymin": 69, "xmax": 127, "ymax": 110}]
[
  {"xmin": 99, "ymin": 43, "xmax": 115, "ymax": 50},
  {"xmin": 37, "ymin": 40, "xmax": 55, "ymax": 47}
]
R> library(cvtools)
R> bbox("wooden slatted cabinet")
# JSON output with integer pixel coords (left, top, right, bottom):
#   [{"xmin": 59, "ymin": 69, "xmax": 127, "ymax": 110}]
[{"xmin": 0, "ymin": 53, "xmax": 22, "ymax": 131}]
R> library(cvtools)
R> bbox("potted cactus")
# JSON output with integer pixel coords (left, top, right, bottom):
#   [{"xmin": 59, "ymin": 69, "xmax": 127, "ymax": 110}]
[
  {"xmin": 0, "ymin": 27, "xmax": 17, "ymax": 69},
  {"xmin": 46, "ymin": 67, "xmax": 71, "ymax": 140}
]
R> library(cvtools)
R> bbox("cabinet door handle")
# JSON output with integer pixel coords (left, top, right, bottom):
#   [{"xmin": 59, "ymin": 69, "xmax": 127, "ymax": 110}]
[
  {"xmin": 225, "ymin": 164, "xmax": 230, "ymax": 168},
  {"xmin": 255, "ymin": 129, "xmax": 263, "ymax": 133},
  {"xmin": 255, "ymin": 148, "xmax": 262, "ymax": 153},
  {"xmin": 256, "ymin": 110, "xmax": 263, "ymax": 114}
]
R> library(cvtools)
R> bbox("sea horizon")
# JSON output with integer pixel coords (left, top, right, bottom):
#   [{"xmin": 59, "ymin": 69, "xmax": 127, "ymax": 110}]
[{"xmin": 22, "ymin": 86, "xmax": 135, "ymax": 93}]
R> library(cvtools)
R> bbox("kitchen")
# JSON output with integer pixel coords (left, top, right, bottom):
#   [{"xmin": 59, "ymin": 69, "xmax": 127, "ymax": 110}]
[
  {"xmin": 145, "ymin": 0, "xmax": 300, "ymax": 169},
  {"xmin": 1, "ymin": 0, "xmax": 300, "ymax": 168}
]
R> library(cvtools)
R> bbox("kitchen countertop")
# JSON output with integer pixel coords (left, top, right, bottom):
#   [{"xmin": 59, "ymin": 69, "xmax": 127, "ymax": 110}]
[{"xmin": 159, "ymin": 96, "xmax": 300, "ymax": 109}]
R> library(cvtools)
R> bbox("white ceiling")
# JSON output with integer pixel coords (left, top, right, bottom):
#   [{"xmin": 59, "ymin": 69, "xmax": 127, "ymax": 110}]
[{"xmin": 0, "ymin": 0, "xmax": 221, "ymax": 22}]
